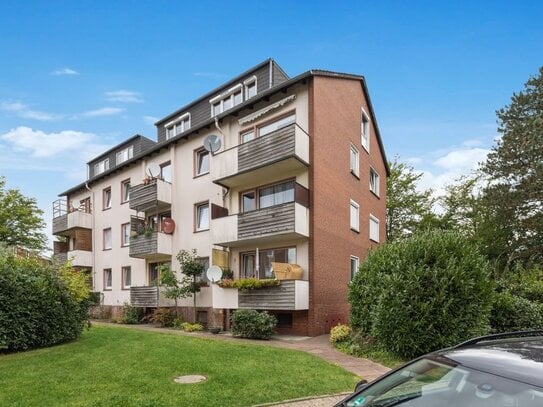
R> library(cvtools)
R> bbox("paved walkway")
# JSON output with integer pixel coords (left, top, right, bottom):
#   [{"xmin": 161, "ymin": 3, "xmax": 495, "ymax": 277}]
[{"xmin": 92, "ymin": 321, "xmax": 390, "ymax": 406}]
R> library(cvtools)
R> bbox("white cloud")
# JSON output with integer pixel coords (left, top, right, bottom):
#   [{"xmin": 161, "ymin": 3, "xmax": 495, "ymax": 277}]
[
  {"xmin": 51, "ymin": 68, "xmax": 79, "ymax": 76},
  {"xmin": 105, "ymin": 90, "xmax": 143, "ymax": 103},
  {"xmin": 433, "ymin": 148, "xmax": 490, "ymax": 171},
  {"xmin": 0, "ymin": 101, "xmax": 62, "ymax": 121},
  {"xmin": 143, "ymin": 115, "xmax": 158, "ymax": 125},
  {"xmin": 78, "ymin": 107, "xmax": 125, "ymax": 118},
  {"xmin": 1, "ymin": 126, "xmax": 95, "ymax": 157}
]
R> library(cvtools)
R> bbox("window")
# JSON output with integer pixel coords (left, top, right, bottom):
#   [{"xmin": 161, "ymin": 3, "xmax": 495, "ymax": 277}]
[
  {"xmin": 259, "ymin": 114, "xmax": 296, "ymax": 137},
  {"xmin": 94, "ymin": 158, "xmax": 109, "ymax": 175},
  {"xmin": 370, "ymin": 215, "xmax": 380, "ymax": 242},
  {"xmin": 244, "ymin": 76, "xmax": 257, "ymax": 99},
  {"xmin": 122, "ymin": 266, "xmax": 131, "ymax": 289},
  {"xmin": 241, "ymin": 191, "xmax": 256, "ymax": 212},
  {"xmin": 195, "ymin": 202, "xmax": 209, "ymax": 231},
  {"xmin": 240, "ymin": 130, "xmax": 255, "ymax": 143},
  {"xmin": 121, "ymin": 179, "xmax": 130, "ymax": 203},
  {"xmin": 350, "ymin": 256, "xmax": 360, "ymax": 280},
  {"xmin": 259, "ymin": 180, "xmax": 295, "ymax": 209},
  {"xmin": 210, "ymin": 84, "xmax": 243, "ymax": 117},
  {"xmin": 148, "ymin": 262, "xmax": 169, "ymax": 286},
  {"xmin": 104, "ymin": 268, "xmax": 112, "ymax": 290},
  {"xmin": 242, "ymin": 247, "xmax": 296, "ymax": 279},
  {"xmin": 197, "ymin": 257, "xmax": 210, "ymax": 284},
  {"xmin": 361, "ymin": 108, "xmax": 370, "ymax": 151},
  {"xmin": 350, "ymin": 145, "xmax": 359, "ymax": 177},
  {"xmin": 166, "ymin": 114, "xmax": 190, "ymax": 140},
  {"xmin": 350, "ymin": 200, "xmax": 360, "ymax": 232},
  {"xmin": 116, "ymin": 146, "xmax": 133, "ymax": 165},
  {"xmin": 370, "ymin": 168, "xmax": 380, "ymax": 196},
  {"xmin": 160, "ymin": 161, "xmax": 172, "ymax": 183},
  {"xmin": 195, "ymin": 149, "xmax": 210, "ymax": 176},
  {"xmin": 103, "ymin": 228, "xmax": 112, "ymax": 250},
  {"xmin": 103, "ymin": 187, "xmax": 112, "ymax": 210},
  {"xmin": 121, "ymin": 223, "xmax": 130, "ymax": 247}
]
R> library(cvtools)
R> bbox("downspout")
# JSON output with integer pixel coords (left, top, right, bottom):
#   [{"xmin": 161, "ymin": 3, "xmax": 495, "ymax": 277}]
[{"xmin": 85, "ymin": 181, "xmax": 98, "ymax": 301}]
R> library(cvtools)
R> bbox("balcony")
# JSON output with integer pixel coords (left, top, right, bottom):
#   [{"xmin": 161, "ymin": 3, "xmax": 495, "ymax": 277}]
[
  {"xmin": 212, "ymin": 123, "xmax": 309, "ymax": 188},
  {"xmin": 211, "ymin": 201, "xmax": 309, "ymax": 247},
  {"xmin": 129, "ymin": 231, "xmax": 172, "ymax": 260},
  {"xmin": 211, "ymin": 280, "xmax": 309, "ymax": 310},
  {"xmin": 52, "ymin": 200, "xmax": 92, "ymax": 236},
  {"xmin": 129, "ymin": 178, "xmax": 171, "ymax": 212},
  {"xmin": 53, "ymin": 240, "xmax": 92, "ymax": 267},
  {"xmin": 130, "ymin": 286, "xmax": 159, "ymax": 307}
]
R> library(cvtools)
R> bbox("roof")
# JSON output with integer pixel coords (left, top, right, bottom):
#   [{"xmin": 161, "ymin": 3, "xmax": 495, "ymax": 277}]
[
  {"xmin": 86, "ymin": 134, "xmax": 156, "ymax": 164},
  {"xmin": 436, "ymin": 336, "xmax": 543, "ymax": 388},
  {"xmin": 60, "ymin": 65, "xmax": 389, "ymax": 196}
]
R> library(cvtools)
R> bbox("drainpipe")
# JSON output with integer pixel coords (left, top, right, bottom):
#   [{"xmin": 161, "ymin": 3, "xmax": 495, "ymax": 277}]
[{"xmin": 85, "ymin": 182, "xmax": 97, "ymax": 299}]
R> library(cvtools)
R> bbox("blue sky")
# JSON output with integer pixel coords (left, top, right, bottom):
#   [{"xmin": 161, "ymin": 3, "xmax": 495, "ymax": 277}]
[{"xmin": 1, "ymin": 1, "xmax": 542, "ymax": 248}]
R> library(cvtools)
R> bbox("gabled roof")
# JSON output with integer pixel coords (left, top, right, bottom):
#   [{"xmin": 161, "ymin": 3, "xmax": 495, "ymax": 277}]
[
  {"xmin": 60, "ymin": 64, "xmax": 389, "ymax": 196},
  {"xmin": 86, "ymin": 134, "xmax": 156, "ymax": 164}
]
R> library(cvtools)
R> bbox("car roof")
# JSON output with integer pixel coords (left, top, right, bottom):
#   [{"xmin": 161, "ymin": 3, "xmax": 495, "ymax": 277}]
[{"xmin": 434, "ymin": 336, "xmax": 543, "ymax": 388}]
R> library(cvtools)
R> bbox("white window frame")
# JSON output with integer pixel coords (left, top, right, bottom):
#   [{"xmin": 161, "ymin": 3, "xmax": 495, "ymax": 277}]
[
  {"xmin": 121, "ymin": 223, "xmax": 130, "ymax": 247},
  {"xmin": 361, "ymin": 108, "xmax": 370, "ymax": 152},
  {"xmin": 370, "ymin": 214, "xmax": 380, "ymax": 242},
  {"xmin": 350, "ymin": 144, "xmax": 359, "ymax": 177},
  {"xmin": 243, "ymin": 75, "xmax": 257, "ymax": 100},
  {"xmin": 350, "ymin": 199, "xmax": 360, "ymax": 232},
  {"xmin": 103, "ymin": 228, "xmax": 112, "ymax": 250},
  {"xmin": 209, "ymin": 84, "xmax": 243, "ymax": 117},
  {"xmin": 104, "ymin": 268, "xmax": 112, "ymax": 290},
  {"xmin": 116, "ymin": 146, "xmax": 133, "ymax": 165},
  {"xmin": 195, "ymin": 202, "xmax": 210, "ymax": 231},
  {"xmin": 350, "ymin": 255, "xmax": 360, "ymax": 280},
  {"xmin": 370, "ymin": 168, "xmax": 380, "ymax": 196},
  {"xmin": 165, "ymin": 113, "xmax": 191, "ymax": 140},
  {"xmin": 195, "ymin": 149, "xmax": 210, "ymax": 176},
  {"xmin": 121, "ymin": 179, "xmax": 130, "ymax": 203},
  {"xmin": 94, "ymin": 158, "xmax": 109, "ymax": 175},
  {"xmin": 122, "ymin": 266, "xmax": 131, "ymax": 289},
  {"xmin": 103, "ymin": 187, "xmax": 112, "ymax": 210}
]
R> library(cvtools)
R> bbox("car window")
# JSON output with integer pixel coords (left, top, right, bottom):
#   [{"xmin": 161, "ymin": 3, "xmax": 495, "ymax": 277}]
[{"xmin": 344, "ymin": 357, "xmax": 542, "ymax": 407}]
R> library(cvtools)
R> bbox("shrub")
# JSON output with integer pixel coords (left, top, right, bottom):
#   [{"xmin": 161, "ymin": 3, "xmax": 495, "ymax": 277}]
[
  {"xmin": 120, "ymin": 303, "xmax": 143, "ymax": 324},
  {"xmin": 330, "ymin": 324, "xmax": 351, "ymax": 344},
  {"xmin": 172, "ymin": 318, "xmax": 185, "ymax": 329},
  {"xmin": 349, "ymin": 230, "xmax": 493, "ymax": 359},
  {"xmin": 497, "ymin": 264, "xmax": 543, "ymax": 303},
  {"xmin": 231, "ymin": 309, "xmax": 277, "ymax": 339},
  {"xmin": 150, "ymin": 307, "xmax": 177, "ymax": 327},
  {"xmin": 218, "ymin": 278, "xmax": 280, "ymax": 290},
  {"xmin": 180, "ymin": 322, "xmax": 203, "ymax": 332},
  {"xmin": 0, "ymin": 252, "xmax": 90, "ymax": 351},
  {"xmin": 490, "ymin": 291, "xmax": 543, "ymax": 332}
]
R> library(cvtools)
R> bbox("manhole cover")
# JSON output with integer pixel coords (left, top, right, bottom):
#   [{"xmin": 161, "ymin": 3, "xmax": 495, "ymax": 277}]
[{"xmin": 173, "ymin": 375, "xmax": 207, "ymax": 384}]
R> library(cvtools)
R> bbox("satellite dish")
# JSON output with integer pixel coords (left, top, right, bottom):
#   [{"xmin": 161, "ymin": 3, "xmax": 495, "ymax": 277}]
[
  {"xmin": 206, "ymin": 265, "xmax": 222, "ymax": 283},
  {"xmin": 162, "ymin": 218, "xmax": 175, "ymax": 234},
  {"xmin": 146, "ymin": 163, "xmax": 161, "ymax": 178},
  {"xmin": 203, "ymin": 134, "xmax": 222, "ymax": 154}
]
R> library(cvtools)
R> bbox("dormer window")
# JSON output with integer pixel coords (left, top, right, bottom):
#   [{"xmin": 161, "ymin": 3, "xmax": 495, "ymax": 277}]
[
  {"xmin": 244, "ymin": 76, "xmax": 257, "ymax": 99},
  {"xmin": 94, "ymin": 158, "xmax": 109, "ymax": 176},
  {"xmin": 210, "ymin": 84, "xmax": 243, "ymax": 117},
  {"xmin": 116, "ymin": 145, "xmax": 133, "ymax": 165},
  {"xmin": 166, "ymin": 113, "xmax": 191, "ymax": 140}
]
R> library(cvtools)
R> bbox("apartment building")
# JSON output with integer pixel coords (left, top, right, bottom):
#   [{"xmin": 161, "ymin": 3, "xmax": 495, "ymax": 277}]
[{"xmin": 52, "ymin": 59, "xmax": 388, "ymax": 336}]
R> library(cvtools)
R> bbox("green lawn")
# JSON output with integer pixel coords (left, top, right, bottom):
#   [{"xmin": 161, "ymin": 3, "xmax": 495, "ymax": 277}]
[{"xmin": 0, "ymin": 325, "xmax": 358, "ymax": 406}]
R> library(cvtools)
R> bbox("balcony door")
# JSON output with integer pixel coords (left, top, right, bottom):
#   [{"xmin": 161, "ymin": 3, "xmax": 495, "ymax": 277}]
[{"xmin": 241, "ymin": 247, "xmax": 296, "ymax": 280}]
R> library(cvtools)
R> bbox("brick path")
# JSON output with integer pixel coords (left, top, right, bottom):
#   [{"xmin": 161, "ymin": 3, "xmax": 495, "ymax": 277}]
[{"xmin": 92, "ymin": 321, "xmax": 390, "ymax": 406}]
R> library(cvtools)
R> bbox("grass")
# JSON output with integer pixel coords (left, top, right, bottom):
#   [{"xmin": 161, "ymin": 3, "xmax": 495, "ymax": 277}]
[
  {"xmin": 0, "ymin": 325, "xmax": 358, "ymax": 406},
  {"xmin": 335, "ymin": 340, "xmax": 406, "ymax": 369}
]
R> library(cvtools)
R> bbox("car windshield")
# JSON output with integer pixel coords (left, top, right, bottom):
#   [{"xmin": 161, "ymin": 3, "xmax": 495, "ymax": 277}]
[{"xmin": 344, "ymin": 357, "xmax": 543, "ymax": 407}]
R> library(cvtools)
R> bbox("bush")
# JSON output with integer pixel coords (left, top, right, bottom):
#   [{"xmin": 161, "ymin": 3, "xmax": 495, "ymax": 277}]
[
  {"xmin": 218, "ymin": 278, "xmax": 280, "ymax": 290},
  {"xmin": 0, "ymin": 252, "xmax": 90, "ymax": 351},
  {"xmin": 120, "ymin": 303, "xmax": 143, "ymax": 324},
  {"xmin": 180, "ymin": 322, "xmax": 203, "ymax": 332},
  {"xmin": 149, "ymin": 308, "xmax": 177, "ymax": 327},
  {"xmin": 490, "ymin": 291, "xmax": 543, "ymax": 332},
  {"xmin": 330, "ymin": 324, "xmax": 351, "ymax": 344},
  {"xmin": 497, "ymin": 264, "xmax": 543, "ymax": 303},
  {"xmin": 231, "ymin": 309, "xmax": 277, "ymax": 339},
  {"xmin": 349, "ymin": 230, "xmax": 493, "ymax": 359}
]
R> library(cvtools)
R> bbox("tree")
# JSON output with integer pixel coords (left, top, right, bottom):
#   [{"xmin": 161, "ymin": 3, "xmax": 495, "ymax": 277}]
[
  {"xmin": 0, "ymin": 176, "xmax": 47, "ymax": 251},
  {"xmin": 176, "ymin": 249, "xmax": 205, "ymax": 322},
  {"xmin": 481, "ymin": 67, "xmax": 543, "ymax": 267},
  {"xmin": 159, "ymin": 263, "xmax": 191, "ymax": 316},
  {"xmin": 386, "ymin": 158, "xmax": 437, "ymax": 240}
]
